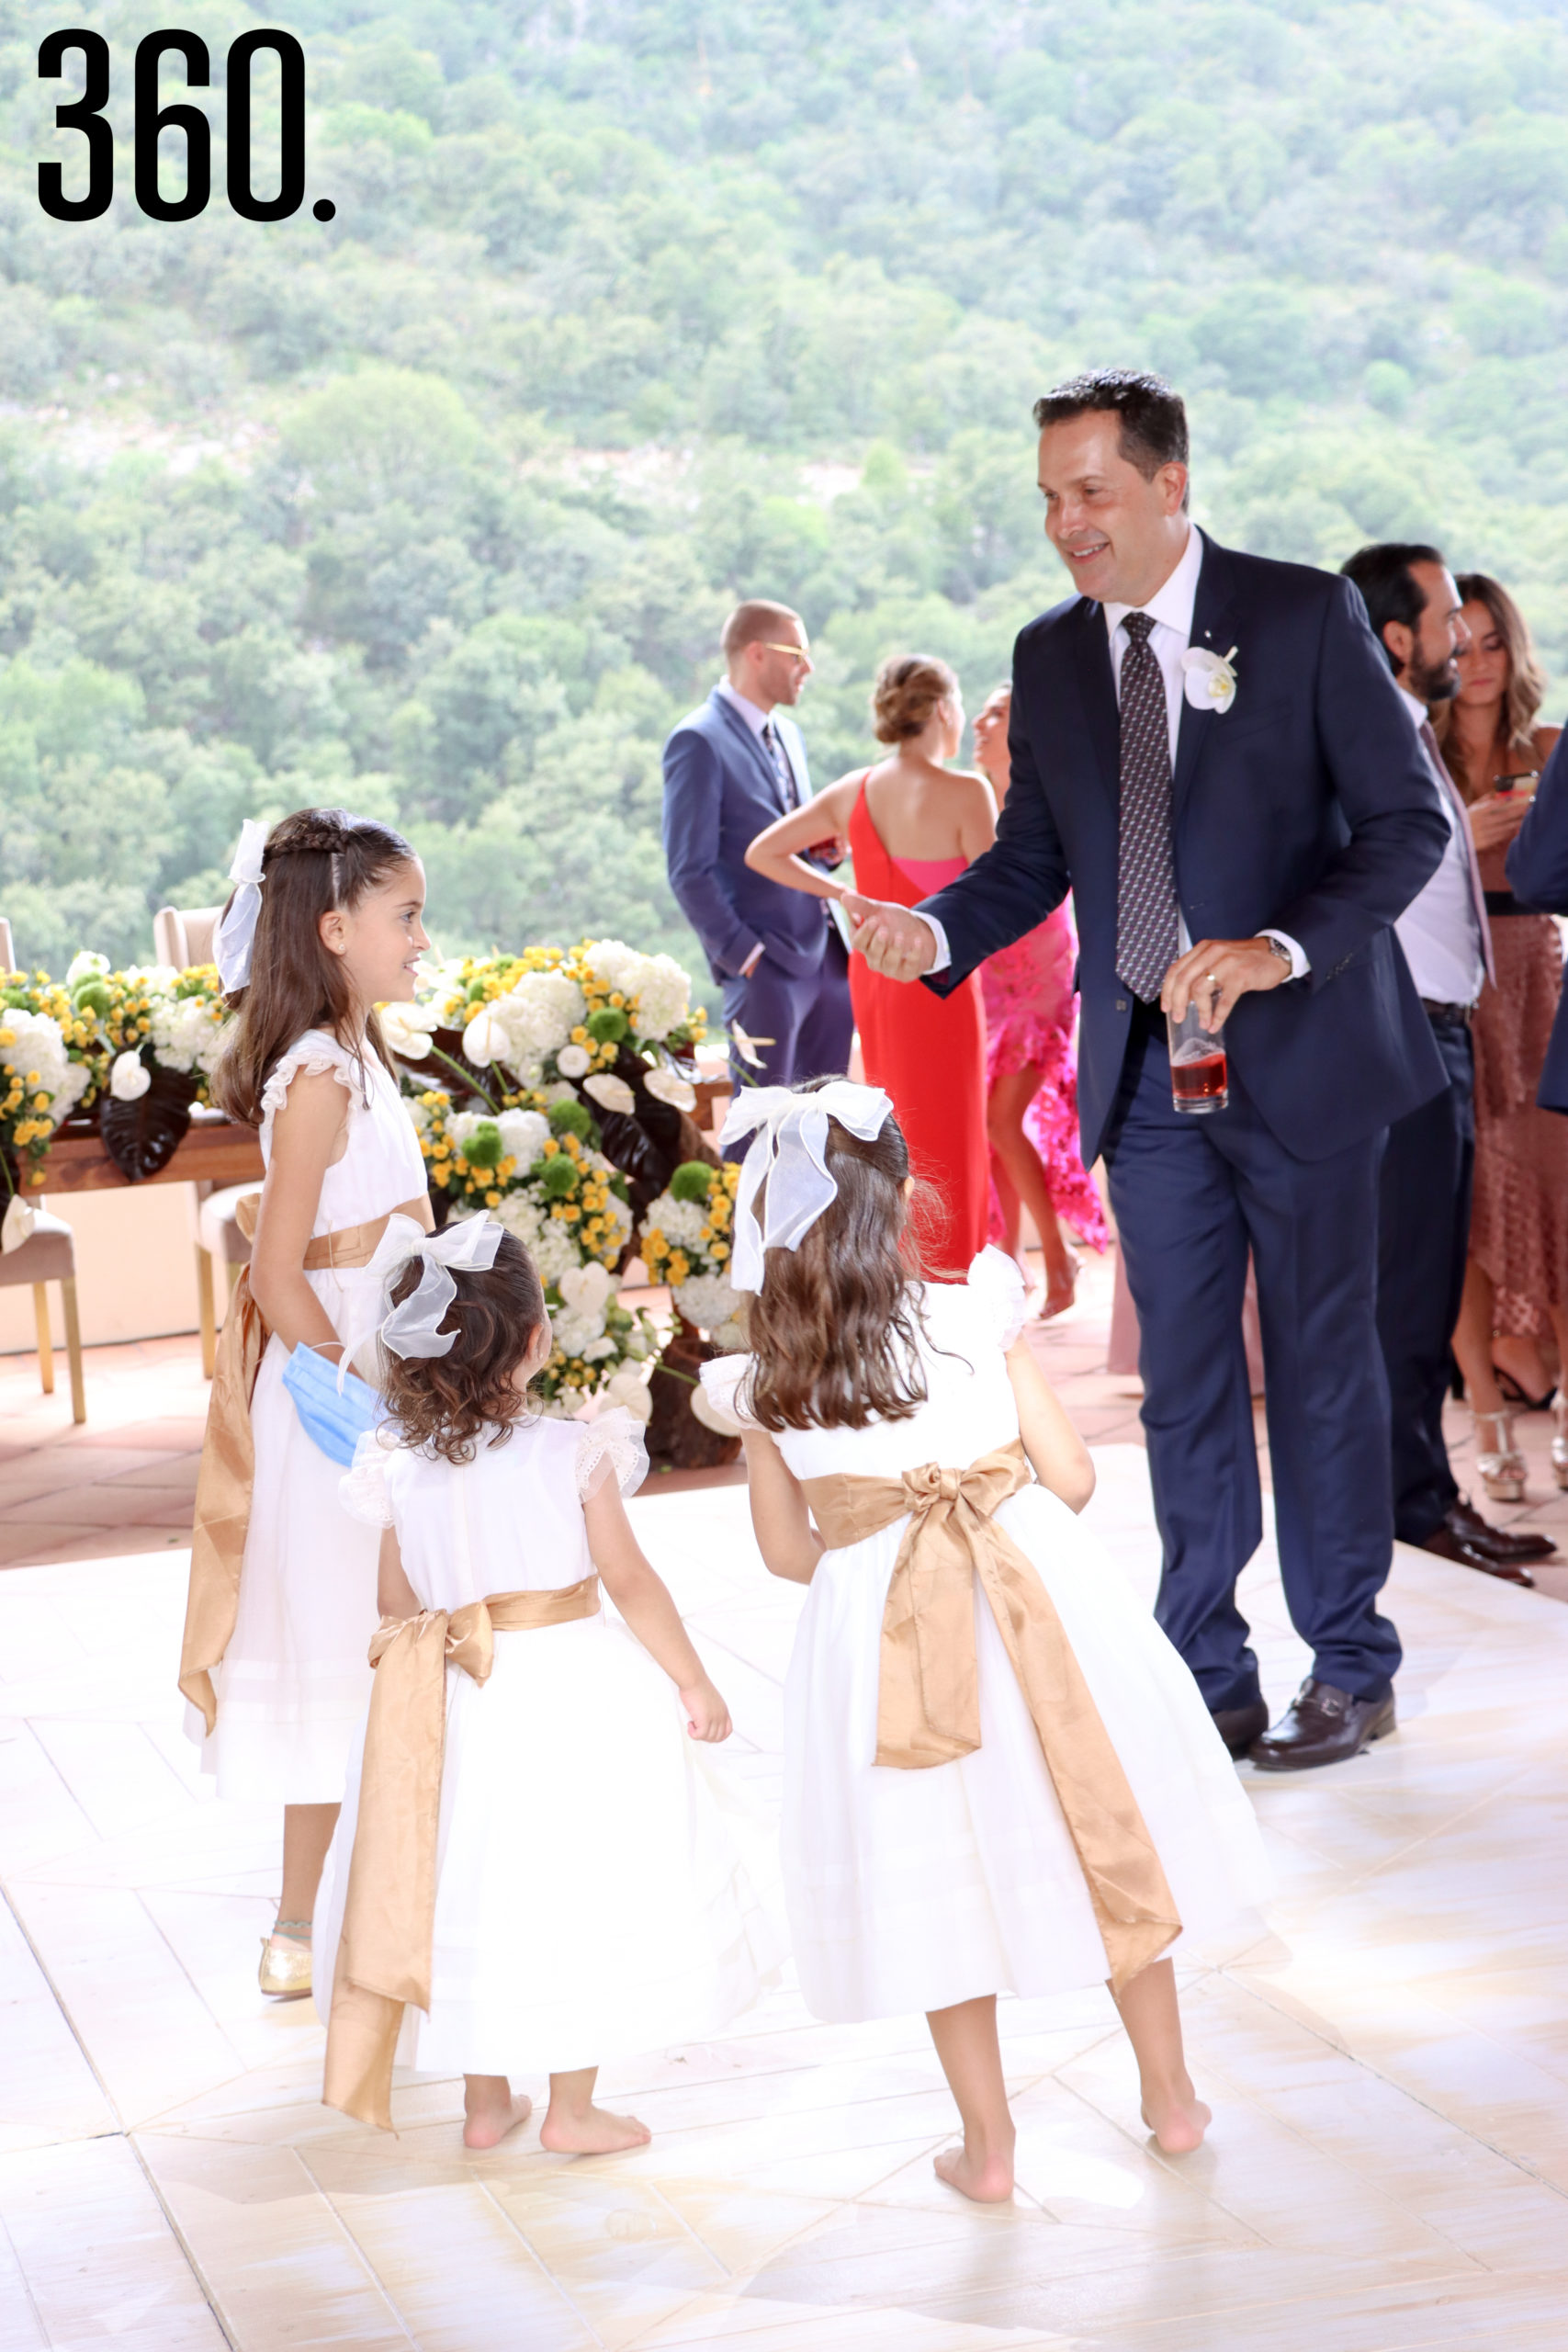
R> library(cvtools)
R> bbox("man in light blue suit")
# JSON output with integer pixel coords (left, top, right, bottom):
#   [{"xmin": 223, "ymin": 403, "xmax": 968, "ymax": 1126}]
[{"xmin": 662, "ymin": 599, "xmax": 852, "ymax": 1086}]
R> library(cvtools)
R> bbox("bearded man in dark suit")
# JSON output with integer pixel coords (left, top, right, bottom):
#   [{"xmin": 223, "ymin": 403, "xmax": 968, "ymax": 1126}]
[{"xmin": 846, "ymin": 370, "xmax": 1449, "ymax": 1771}]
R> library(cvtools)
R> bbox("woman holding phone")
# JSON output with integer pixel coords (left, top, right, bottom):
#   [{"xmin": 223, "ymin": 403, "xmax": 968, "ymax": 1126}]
[{"xmin": 1434, "ymin": 574, "xmax": 1566, "ymax": 1493}]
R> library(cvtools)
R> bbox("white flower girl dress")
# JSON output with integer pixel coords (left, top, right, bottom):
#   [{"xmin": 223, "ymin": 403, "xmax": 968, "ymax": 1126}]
[
  {"xmin": 314, "ymin": 1408, "xmax": 783, "ymax": 2077},
  {"xmin": 703, "ymin": 1249, "xmax": 1270, "ymax": 2025},
  {"xmin": 187, "ymin": 1029, "xmax": 427, "ymax": 1800}
]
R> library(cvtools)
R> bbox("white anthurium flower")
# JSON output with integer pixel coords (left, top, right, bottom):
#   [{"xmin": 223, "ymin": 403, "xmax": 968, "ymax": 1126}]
[
  {"xmin": 1, "ymin": 1193, "xmax": 37, "ymax": 1254},
  {"xmin": 604, "ymin": 1368, "xmax": 654, "ymax": 1423},
  {"xmin": 556, "ymin": 1043, "xmax": 592, "ymax": 1079},
  {"xmin": 109, "ymin": 1050, "xmax": 152, "ymax": 1102},
  {"xmin": 462, "ymin": 1005, "xmax": 510, "ymax": 1068},
  {"xmin": 1180, "ymin": 645, "xmax": 1238, "ymax": 714},
  {"xmin": 379, "ymin": 1001, "xmax": 437, "ymax": 1058},
  {"xmin": 643, "ymin": 1066, "xmax": 696, "ymax": 1113},
  {"xmin": 559, "ymin": 1261, "xmax": 615, "ymax": 1317},
  {"xmin": 583, "ymin": 1071, "xmax": 637, "ymax": 1115}
]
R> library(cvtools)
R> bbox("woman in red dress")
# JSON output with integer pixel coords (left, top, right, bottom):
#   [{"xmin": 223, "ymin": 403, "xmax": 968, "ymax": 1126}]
[{"xmin": 744, "ymin": 655, "xmax": 995, "ymax": 1272}]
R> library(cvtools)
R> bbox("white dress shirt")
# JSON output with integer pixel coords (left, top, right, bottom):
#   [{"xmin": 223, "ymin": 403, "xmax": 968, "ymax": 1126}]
[
  {"xmin": 1392, "ymin": 686, "xmax": 1486, "ymax": 1007},
  {"xmin": 918, "ymin": 525, "xmax": 1305, "ymax": 978}
]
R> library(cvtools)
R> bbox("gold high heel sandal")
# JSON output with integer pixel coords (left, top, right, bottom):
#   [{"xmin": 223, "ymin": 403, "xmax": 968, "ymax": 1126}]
[
  {"xmin": 1472, "ymin": 1408, "xmax": 1526, "ymax": 1504},
  {"xmin": 259, "ymin": 1918, "xmax": 313, "ymax": 1999}
]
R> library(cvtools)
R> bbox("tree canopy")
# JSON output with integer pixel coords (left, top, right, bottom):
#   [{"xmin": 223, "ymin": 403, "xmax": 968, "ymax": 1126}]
[{"xmin": 1, "ymin": 0, "xmax": 1564, "ymax": 981}]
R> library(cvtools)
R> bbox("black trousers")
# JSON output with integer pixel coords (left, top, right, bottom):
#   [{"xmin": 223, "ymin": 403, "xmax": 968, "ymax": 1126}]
[{"xmin": 1376, "ymin": 1013, "xmax": 1474, "ymax": 1545}]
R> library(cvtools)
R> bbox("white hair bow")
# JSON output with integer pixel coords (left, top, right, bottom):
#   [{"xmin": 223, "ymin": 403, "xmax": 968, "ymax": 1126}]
[
  {"xmin": 213, "ymin": 819, "xmax": 270, "ymax": 993},
  {"xmin": 338, "ymin": 1212, "xmax": 503, "ymax": 1386},
  {"xmin": 719, "ymin": 1081, "xmax": 894, "ymax": 1293}
]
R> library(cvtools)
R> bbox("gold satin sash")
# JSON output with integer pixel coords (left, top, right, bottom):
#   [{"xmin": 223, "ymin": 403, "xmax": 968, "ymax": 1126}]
[
  {"xmin": 323, "ymin": 1577, "xmax": 603, "ymax": 2132},
  {"xmin": 801, "ymin": 1440, "xmax": 1181, "ymax": 1993},
  {"xmin": 176, "ymin": 1198, "xmax": 426, "ymax": 1734}
]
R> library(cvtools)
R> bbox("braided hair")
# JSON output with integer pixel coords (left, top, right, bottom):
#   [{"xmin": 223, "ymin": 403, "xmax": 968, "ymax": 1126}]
[{"xmin": 213, "ymin": 807, "xmax": 416, "ymax": 1127}]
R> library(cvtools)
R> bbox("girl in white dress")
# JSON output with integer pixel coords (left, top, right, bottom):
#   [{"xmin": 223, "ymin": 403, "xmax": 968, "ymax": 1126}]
[
  {"xmin": 701, "ymin": 1080, "xmax": 1270, "ymax": 2203},
  {"xmin": 315, "ymin": 1217, "xmax": 781, "ymax": 2151},
  {"xmin": 180, "ymin": 808, "xmax": 433, "ymax": 1999}
]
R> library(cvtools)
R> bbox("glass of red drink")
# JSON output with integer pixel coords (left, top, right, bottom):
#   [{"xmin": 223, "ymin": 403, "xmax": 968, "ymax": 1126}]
[{"xmin": 1166, "ymin": 990, "xmax": 1227, "ymax": 1114}]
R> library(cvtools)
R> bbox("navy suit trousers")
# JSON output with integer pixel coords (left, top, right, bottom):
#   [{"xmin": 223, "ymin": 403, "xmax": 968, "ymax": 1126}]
[
  {"xmin": 1103, "ymin": 1014, "xmax": 1402, "ymax": 1712},
  {"xmin": 1376, "ymin": 1013, "xmax": 1473, "ymax": 1544},
  {"xmin": 719, "ymin": 932, "xmax": 852, "ymax": 1091}
]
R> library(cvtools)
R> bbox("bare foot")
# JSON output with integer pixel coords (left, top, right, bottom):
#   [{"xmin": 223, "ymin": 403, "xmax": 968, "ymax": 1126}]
[
  {"xmin": 539, "ymin": 2104, "xmax": 652, "ymax": 2155},
  {"xmin": 462, "ymin": 2090, "xmax": 534, "ymax": 2151},
  {"xmin": 1141, "ymin": 2090, "xmax": 1212, "ymax": 2154},
  {"xmin": 1038, "ymin": 1248, "xmax": 1079, "ymax": 1322},
  {"xmin": 933, "ymin": 2143, "xmax": 1014, "ymax": 2202}
]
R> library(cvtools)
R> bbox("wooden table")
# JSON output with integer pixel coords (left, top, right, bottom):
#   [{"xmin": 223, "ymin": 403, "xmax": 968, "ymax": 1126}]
[
  {"xmin": 32, "ymin": 1110, "xmax": 264, "ymax": 1194},
  {"xmin": 30, "ymin": 1112, "xmax": 265, "ymax": 1379}
]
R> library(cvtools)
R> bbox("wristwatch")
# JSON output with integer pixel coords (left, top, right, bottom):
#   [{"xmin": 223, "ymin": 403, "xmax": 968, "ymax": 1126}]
[{"xmin": 1265, "ymin": 935, "xmax": 1293, "ymax": 973}]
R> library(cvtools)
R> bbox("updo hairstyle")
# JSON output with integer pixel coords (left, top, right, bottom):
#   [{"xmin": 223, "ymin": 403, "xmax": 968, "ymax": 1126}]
[
  {"xmin": 379, "ymin": 1229, "xmax": 549, "ymax": 1465},
  {"xmin": 872, "ymin": 654, "xmax": 959, "ymax": 745}
]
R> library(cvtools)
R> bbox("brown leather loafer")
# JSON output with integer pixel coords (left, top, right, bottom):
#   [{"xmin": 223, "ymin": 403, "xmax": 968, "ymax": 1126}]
[
  {"xmin": 1248, "ymin": 1679, "xmax": 1395, "ymax": 1772},
  {"xmin": 1211, "ymin": 1700, "xmax": 1269, "ymax": 1758},
  {"xmin": 1445, "ymin": 1497, "xmax": 1553, "ymax": 1564},
  {"xmin": 1419, "ymin": 1522, "xmax": 1535, "ymax": 1586}
]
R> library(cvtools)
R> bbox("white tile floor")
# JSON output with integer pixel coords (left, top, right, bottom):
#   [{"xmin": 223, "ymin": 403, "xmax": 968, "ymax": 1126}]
[{"xmin": 3, "ymin": 1452, "xmax": 1567, "ymax": 2350}]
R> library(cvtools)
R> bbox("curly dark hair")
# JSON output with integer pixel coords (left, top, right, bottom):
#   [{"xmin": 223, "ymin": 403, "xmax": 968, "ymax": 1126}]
[
  {"xmin": 744, "ymin": 1084, "xmax": 939, "ymax": 1432},
  {"xmin": 378, "ymin": 1228, "xmax": 548, "ymax": 1465},
  {"xmin": 213, "ymin": 806, "xmax": 416, "ymax": 1127}
]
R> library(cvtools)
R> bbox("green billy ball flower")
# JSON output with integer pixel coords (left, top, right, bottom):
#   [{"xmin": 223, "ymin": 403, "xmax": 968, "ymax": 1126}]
[
  {"xmin": 669, "ymin": 1159, "xmax": 716, "ymax": 1204},
  {"xmin": 586, "ymin": 1005, "xmax": 629, "ymax": 1044},
  {"xmin": 462, "ymin": 1120, "xmax": 504, "ymax": 1170},
  {"xmin": 73, "ymin": 979, "xmax": 113, "ymax": 1019},
  {"xmin": 539, "ymin": 1154, "xmax": 580, "ymax": 1198},
  {"xmin": 548, "ymin": 1097, "xmax": 595, "ymax": 1141}
]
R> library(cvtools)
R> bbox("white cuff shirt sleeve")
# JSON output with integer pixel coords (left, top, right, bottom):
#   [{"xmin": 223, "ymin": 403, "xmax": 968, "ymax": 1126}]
[
  {"xmin": 1259, "ymin": 929, "xmax": 1309, "ymax": 980},
  {"xmin": 912, "ymin": 910, "xmax": 952, "ymax": 973}
]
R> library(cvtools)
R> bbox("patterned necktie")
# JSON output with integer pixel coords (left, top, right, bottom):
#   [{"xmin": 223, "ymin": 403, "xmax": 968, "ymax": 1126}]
[
  {"xmin": 1115, "ymin": 611, "xmax": 1181, "ymax": 1002},
  {"xmin": 761, "ymin": 719, "xmax": 798, "ymax": 812}
]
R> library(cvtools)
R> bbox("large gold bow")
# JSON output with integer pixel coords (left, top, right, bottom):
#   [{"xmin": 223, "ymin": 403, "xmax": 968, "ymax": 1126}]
[
  {"xmin": 322, "ymin": 1577, "xmax": 602, "ymax": 2132},
  {"xmin": 801, "ymin": 1441, "xmax": 1180, "ymax": 1993},
  {"xmin": 177, "ymin": 1200, "xmax": 426, "ymax": 1735}
]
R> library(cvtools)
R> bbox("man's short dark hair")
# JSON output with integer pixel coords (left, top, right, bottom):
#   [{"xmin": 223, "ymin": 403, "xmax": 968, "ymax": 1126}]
[
  {"xmin": 1339, "ymin": 544, "xmax": 1446, "ymax": 673},
  {"xmin": 1032, "ymin": 369, "xmax": 1189, "ymax": 482}
]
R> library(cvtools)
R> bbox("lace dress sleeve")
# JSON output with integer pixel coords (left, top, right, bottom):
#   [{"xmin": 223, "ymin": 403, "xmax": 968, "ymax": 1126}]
[
  {"xmin": 258, "ymin": 1032, "xmax": 367, "ymax": 1153},
  {"xmin": 695, "ymin": 1352, "xmax": 758, "ymax": 1435},
  {"xmin": 339, "ymin": 1426, "xmax": 397, "ymax": 1528},
  {"xmin": 966, "ymin": 1247, "xmax": 1029, "ymax": 1351},
  {"xmin": 575, "ymin": 1407, "xmax": 649, "ymax": 1503}
]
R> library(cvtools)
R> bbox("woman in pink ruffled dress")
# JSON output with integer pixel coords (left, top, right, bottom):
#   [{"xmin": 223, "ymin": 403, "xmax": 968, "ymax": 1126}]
[{"xmin": 974, "ymin": 684, "xmax": 1108, "ymax": 1317}]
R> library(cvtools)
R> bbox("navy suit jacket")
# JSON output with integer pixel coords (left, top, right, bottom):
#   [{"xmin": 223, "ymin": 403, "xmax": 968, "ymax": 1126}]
[
  {"xmin": 1504, "ymin": 726, "xmax": 1568, "ymax": 1113},
  {"xmin": 921, "ymin": 535, "xmax": 1450, "ymax": 1167},
  {"xmin": 662, "ymin": 688, "xmax": 834, "ymax": 985}
]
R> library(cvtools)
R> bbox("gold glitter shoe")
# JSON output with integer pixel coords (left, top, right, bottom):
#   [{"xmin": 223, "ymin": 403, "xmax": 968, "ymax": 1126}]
[{"xmin": 258, "ymin": 1920, "xmax": 313, "ymax": 1999}]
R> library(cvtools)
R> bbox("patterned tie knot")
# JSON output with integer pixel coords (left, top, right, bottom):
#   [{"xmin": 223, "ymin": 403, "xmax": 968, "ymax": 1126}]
[{"xmin": 1124, "ymin": 611, "xmax": 1155, "ymax": 646}]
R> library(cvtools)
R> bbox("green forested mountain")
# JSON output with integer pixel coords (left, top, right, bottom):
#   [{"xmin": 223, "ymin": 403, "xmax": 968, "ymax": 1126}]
[{"xmin": 2, "ymin": 0, "xmax": 1566, "ymax": 983}]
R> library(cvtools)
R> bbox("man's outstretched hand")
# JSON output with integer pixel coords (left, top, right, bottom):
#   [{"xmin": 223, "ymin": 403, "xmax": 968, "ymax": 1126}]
[{"xmin": 842, "ymin": 893, "xmax": 939, "ymax": 982}]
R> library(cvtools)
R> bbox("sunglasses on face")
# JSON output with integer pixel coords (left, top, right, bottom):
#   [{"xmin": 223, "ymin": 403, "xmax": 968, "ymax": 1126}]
[{"xmin": 759, "ymin": 642, "xmax": 813, "ymax": 666}]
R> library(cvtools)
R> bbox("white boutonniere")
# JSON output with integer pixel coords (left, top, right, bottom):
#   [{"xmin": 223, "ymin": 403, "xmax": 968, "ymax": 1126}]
[{"xmin": 1181, "ymin": 645, "xmax": 1238, "ymax": 714}]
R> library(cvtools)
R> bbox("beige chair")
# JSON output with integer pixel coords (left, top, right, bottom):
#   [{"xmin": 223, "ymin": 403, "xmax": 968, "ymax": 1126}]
[
  {"xmin": 191, "ymin": 1182, "xmax": 260, "ymax": 1377},
  {"xmin": 0, "ymin": 915, "xmax": 15, "ymax": 971},
  {"xmin": 1, "ymin": 1208, "xmax": 86, "ymax": 1422},
  {"xmin": 153, "ymin": 905, "xmax": 221, "ymax": 969}
]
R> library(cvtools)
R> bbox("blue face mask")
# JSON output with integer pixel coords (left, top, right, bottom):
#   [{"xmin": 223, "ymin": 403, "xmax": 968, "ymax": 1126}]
[{"xmin": 282, "ymin": 1343, "xmax": 382, "ymax": 1467}]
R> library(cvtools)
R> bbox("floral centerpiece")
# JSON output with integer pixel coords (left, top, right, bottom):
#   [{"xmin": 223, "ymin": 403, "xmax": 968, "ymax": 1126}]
[
  {"xmin": 638, "ymin": 1160, "xmax": 747, "ymax": 1350},
  {"xmin": 0, "ymin": 968, "xmax": 98, "ymax": 1238},
  {"xmin": 62, "ymin": 955, "xmax": 233, "ymax": 1182},
  {"xmin": 406, "ymin": 1080, "xmax": 659, "ymax": 1419}
]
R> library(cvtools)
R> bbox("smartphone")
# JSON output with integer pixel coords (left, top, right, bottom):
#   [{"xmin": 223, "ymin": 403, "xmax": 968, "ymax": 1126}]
[{"xmin": 1495, "ymin": 773, "xmax": 1540, "ymax": 797}]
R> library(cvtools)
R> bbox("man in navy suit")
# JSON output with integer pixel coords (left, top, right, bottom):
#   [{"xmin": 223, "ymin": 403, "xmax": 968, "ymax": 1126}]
[
  {"xmin": 847, "ymin": 370, "xmax": 1450, "ymax": 1771},
  {"xmin": 663, "ymin": 600, "xmax": 852, "ymax": 1087},
  {"xmin": 1506, "ymin": 728, "xmax": 1568, "ymax": 1109}
]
